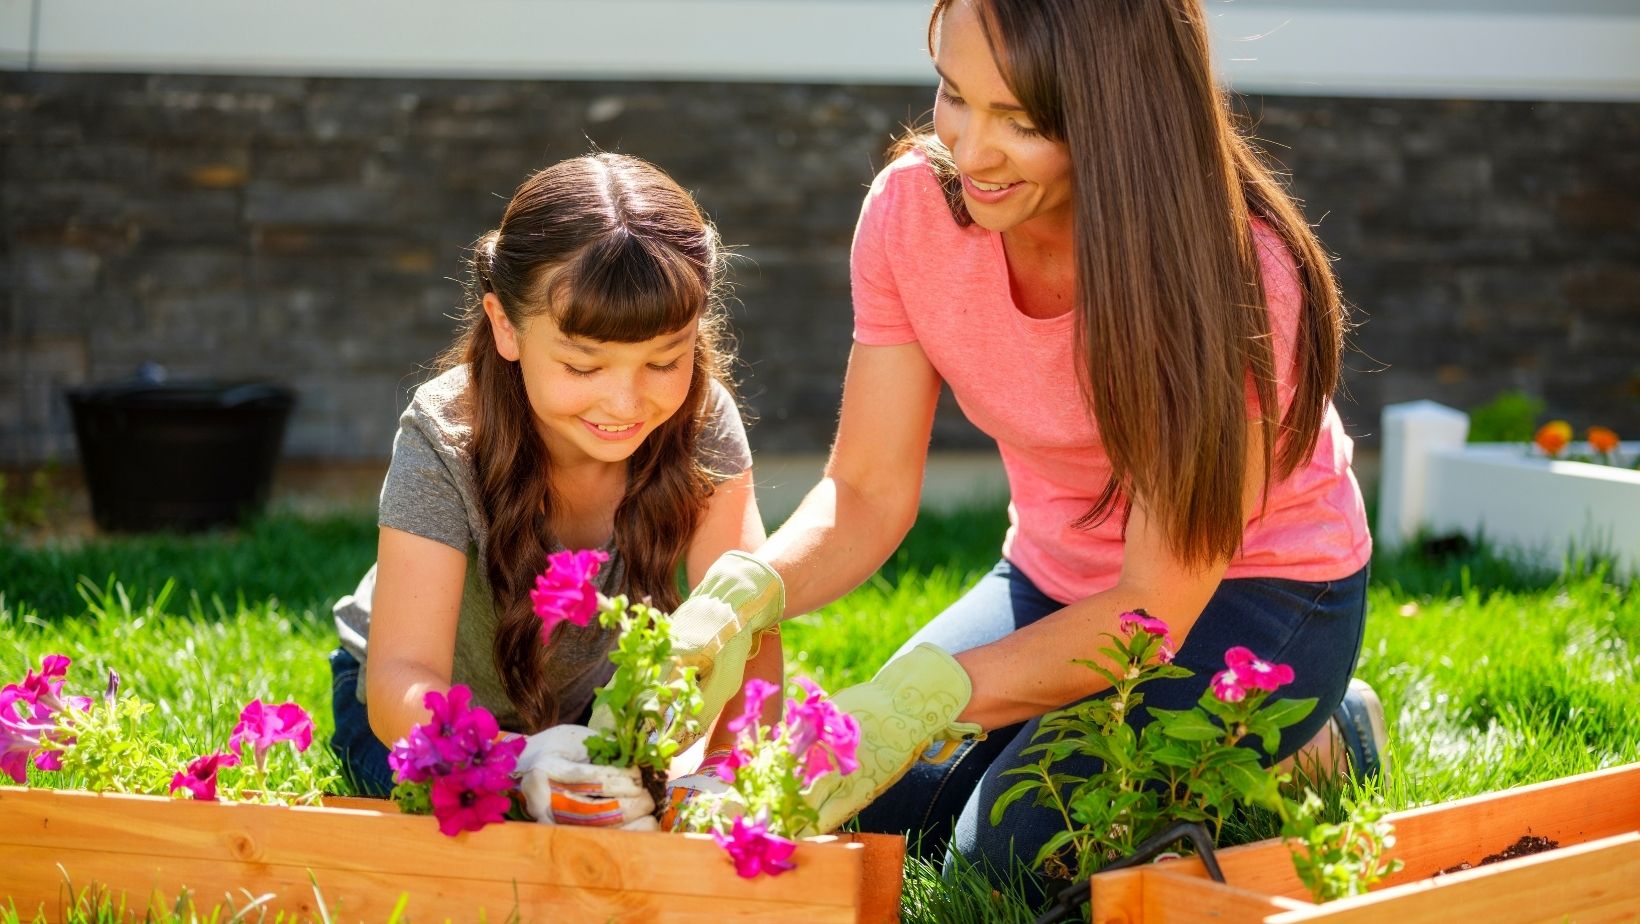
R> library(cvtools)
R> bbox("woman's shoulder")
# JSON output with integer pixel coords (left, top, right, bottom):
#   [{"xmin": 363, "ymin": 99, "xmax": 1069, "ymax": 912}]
[
  {"xmin": 1249, "ymin": 218, "xmax": 1302, "ymax": 312},
  {"xmin": 866, "ymin": 146, "xmax": 955, "ymax": 219}
]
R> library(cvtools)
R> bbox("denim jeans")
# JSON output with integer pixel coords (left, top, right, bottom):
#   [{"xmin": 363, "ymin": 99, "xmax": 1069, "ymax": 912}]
[
  {"xmin": 854, "ymin": 559, "xmax": 1369, "ymax": 893},
  {"xmin": 328, "ymin": 647, "xmax": 396, "ymax": 797}
]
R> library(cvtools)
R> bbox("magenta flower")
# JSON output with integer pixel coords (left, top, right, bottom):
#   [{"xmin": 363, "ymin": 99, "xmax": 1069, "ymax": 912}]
[
  {"xmin": 532, "ymin": 549, "xmax": 610, "ymax": 643},
  {"xmin": 229, "ymin": 700, "xmax": 314, "ymax": 765},
  {"xmin": 713, "ymin": 813, "xmax": 798, "ymax": 878},
  {"xmin": 430, "ymin": 765, "xmax": 514, "ymax": 836},
  {"xmin": 1210, "ymin": 667, "xmax": 1249, "ymax": 703},
  {"xmin": 728, "ymin": 678, "xmax": 779, "ymax": 736},
  {"xmin": 718, "ymin": 744, "xmax": 750, "ymax": 783},
  {"xmin": 1118, "ymin": 610, "xmax": 1176, "ymax": 663},
  {"xmin": 387, "ymin": 725, "xmax": 450, "ymax": 784},
  {"xmin": 1223, "ymin": 646, "xmax": 1294, "ymax": 693},
  {"xmin": 169, "ymin": 751, "xmax": 241, "ymax": 801},
  {"xmin": 0, "ymin": 687, "xmax": 53, "ymax": 784},
  {"xmin": 785, "ymin": 679, "xmax": 861, "ymax": 786}
]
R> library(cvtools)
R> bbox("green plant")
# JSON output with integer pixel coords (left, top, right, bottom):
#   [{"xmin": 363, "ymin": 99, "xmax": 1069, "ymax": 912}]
[
  {"xmin": 1284, "ymin": 791, "xmax": 1403, "ymax": 901},
  {"xmin": 991, "ymin": 612, "xmax": 1319, "ymax": 880},
  {"xmin": 1467, "ymin": 391, "xmax": 1545, "ymax": 443},
  {"xmin": 583, "ymin": 594, "xmax": 702, "ymax": 782}
]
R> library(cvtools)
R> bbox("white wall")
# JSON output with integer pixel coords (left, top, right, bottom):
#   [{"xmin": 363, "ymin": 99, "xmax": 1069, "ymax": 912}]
[{"xmin": 3, "ymin": 0, "xmax": 1638, "ymax": 101}]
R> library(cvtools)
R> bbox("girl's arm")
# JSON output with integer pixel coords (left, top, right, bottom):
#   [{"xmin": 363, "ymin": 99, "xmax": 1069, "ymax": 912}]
[
  {"xmin": 365, "ymin": 526, "xmax": 467, "ymax": 747},
  {"xmin": 951, "ymin": 425, "xmax": 1271, "ymax": 729},
  {"xmin": 684, "ymin": 466, "xmax": 784, "ymax": 744},
  {"xmin": 756, "ymin": 340, "xmax": 943, "ymax": 616}
]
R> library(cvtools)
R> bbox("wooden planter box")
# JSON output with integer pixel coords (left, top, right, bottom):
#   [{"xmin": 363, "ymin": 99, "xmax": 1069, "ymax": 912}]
[
  {"xmin": 0, "ymin": 787, "xmax": 904, "ymax": 923},
  {"xmin": 1089, "ymin": 762, "xmax": 1640, "ymax": 923}
]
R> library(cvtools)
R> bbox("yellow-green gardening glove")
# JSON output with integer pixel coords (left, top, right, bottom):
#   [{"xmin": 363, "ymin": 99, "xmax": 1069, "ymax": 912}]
[
  {"xmin": 666, "ymin": 551, "xmax": 786, "ymax": 733},
  {"xmin": 800, "ymin": 643, "xmax": 984, "ymax": 836}
]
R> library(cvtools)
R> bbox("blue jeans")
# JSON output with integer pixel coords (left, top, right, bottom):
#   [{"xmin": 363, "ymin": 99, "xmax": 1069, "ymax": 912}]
[
  {"xmin": 328, "ymin": 647, "xmax": 396, "ymax": 797},
  {"xmin": 854, "ymin": 559, "xmax": 1368, "ymax": 889}
]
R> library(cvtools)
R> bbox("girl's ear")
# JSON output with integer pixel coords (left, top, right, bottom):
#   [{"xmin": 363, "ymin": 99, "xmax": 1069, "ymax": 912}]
[{"xmin": 482, "ymin": 293, "xmax": 522, "ymax": 362}]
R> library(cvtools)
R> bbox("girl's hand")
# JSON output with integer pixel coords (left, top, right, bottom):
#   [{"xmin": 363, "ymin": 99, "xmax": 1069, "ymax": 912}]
[
  {"xmin": 660, "ymin": 746, "xmax": 735, "ymax": 831},
  {"xmin": 514, "ymin": 724, "xmax": 657, "ymax": 831}
]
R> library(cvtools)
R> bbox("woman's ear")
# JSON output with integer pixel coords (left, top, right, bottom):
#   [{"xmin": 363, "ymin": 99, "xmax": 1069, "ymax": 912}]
[{"xmin": 482, "ymin": 292, "xmax": 522, "ymax": 362}]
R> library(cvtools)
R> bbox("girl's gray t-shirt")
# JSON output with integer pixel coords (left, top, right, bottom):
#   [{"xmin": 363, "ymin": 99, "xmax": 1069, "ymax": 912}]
[{"xmin": 332, "ymin": 364, "xmax": 752, "ymax": 732}]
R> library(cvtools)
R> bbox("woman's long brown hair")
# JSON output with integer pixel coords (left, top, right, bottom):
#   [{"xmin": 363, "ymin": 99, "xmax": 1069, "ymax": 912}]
[
  {"xmin": 439, "ymin": 153, "xmax": 730, "ymax": 731},
  {"xmin": 902, "ymin": 0, "xmax": 1346, "ymax": 569}
]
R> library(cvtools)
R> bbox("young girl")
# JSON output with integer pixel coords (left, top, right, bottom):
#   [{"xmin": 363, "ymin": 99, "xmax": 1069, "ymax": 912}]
[
  {"xmin": 328, "ymin": 153, "xmax": 778, "ymax": 823},
  {"xmin": 669, "ymin": 0, "xmax": 1380, "ymax": 883}
]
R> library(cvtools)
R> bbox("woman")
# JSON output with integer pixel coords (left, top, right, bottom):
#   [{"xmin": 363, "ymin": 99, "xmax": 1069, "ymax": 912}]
[{"xmin": 666, "ymin": 0, "xmax": 1380, "ymax": 878}]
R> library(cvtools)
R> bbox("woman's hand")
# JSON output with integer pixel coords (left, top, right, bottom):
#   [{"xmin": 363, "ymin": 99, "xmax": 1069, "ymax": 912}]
[{"xmin": 802, "ymin": 644, "xmax": 982, "ymax": 835}]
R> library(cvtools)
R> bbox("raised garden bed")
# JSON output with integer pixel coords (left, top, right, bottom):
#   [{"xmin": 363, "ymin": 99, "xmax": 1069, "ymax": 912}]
[
  {"xmin": 1378, "ymin": 400, "xmax": 1640, "ymax": 576},
  {"xmin": 1088, "ymin": 762, "xmax": 1640, "ymax": 923},
  {"xmin": 0, "ymin": 787, "xmax": 904, "ymax": 923}
]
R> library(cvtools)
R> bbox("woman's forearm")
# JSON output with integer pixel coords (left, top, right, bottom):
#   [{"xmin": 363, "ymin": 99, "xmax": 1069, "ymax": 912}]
[
  {"xmin": 366, "ymin": 660, "xmax": 451, "ymax": 748},
  {"xmin": 758, "ymin": 474, "xmax": 920, "ymax": 618}
]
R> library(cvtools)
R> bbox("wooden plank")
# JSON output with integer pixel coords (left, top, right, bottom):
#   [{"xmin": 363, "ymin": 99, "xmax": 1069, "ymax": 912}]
[
  {"xmin": 1090, "ymin": 868, "xmax": 1147, "ymax": 924},
  {"xmin": 0, "ymin": 787, "xmax": 865, "ymax": 909},
  {"xmin": 1140, "ymin": 869, "xmax": 1297, "ymax": 924},
  {"xmin": 1138, "ymin": 762, "xmax": 1640, "ymax": 900},
  {"xmin": 1264, "ymin": 833, "xmax": 1640, "ymax": 924},
  {"xmin": 0, "ymin": 848, "xmax": 859, "ymax": 924}
]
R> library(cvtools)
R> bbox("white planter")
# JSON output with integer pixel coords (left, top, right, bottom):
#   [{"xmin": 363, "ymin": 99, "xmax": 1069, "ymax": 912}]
[{"xmin": 1378, "ymin": 400, "xmax": 1640, "ymax": 575}]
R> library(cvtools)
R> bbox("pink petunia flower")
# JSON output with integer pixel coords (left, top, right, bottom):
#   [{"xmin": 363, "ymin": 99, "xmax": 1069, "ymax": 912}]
[
  {"xmin": 1223, "ymin": 646, "xmax": 1295, "ymax": 693},
  {"xmin": 713, "ymin": 813, "xmax": 798, "ymax": 878},
  {"xmin": 1118, "ymin": 611, "xmax": 1176, "ymax": 663},
  {"xmin": 531, "ymin": 549, "xmax": 609, "ymax": 644},
  {"xmin": 169, "ymin": 751, "xmax": 241, "ymax": 801},
  {"xmin": 784, "ymin": 679, "xmax": 861, "ymax": 786},
  {"xmin": 429, "ymin": 765, "xmax": 514, "ymax": 836},
  {"xmin": 387, "ymin": 725, "xmax": 450, "ymax": 784},
  {"xmin": 229, "ymin": 700, "xmax": 315, "ymax": 765},
  {"xmin": 1210, "ymin": 667, "xmax": 1249, "ymax": 703},
  {"xmin": 718, "ymin": 744, "xmax": 750, "ymax": 783},
  {"xmin": 727, "ymin": 678, "xmax": 779, "ymax": 736},
  {"xmin": 0, "ymin": 687, "xmax": 53, "ymax": 784}
]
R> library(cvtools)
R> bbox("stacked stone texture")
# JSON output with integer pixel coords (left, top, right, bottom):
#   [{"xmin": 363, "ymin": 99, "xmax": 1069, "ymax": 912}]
[{"xmin": 2, "ymin": 73, "xmax": 1636, "ymax": 464}]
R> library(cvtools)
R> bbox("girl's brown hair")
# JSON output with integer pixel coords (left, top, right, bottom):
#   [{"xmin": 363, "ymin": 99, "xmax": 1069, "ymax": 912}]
[
  {"xmin": 441, "ymin": 153, "xmax": 730, "ymax": 731},
  {"xmin": 902, "ymin": 0, "xmax": 1346, "ymax": 569}
]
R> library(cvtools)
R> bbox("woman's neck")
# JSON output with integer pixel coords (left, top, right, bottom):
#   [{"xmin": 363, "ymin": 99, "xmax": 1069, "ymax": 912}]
[{"xmin": 1002, "ymin": 222, "xmax": 1076, "ymax": 320}]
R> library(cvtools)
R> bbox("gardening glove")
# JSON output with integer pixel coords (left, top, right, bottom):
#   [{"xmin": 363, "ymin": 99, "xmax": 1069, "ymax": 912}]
[
  {"xmin": 665, "ymin": 551, "xmax": 785, "ymax": 733},
  {"xmin": 659, "ymin": 746, "xmax": 735, "ymax": 832},
  {"xmin": 800, "ymin": 643, "xmax": 984, "ymax": 836},
  {"xmin": 514, "ymin": 724, "xmax": 658, "ymax": 832}
]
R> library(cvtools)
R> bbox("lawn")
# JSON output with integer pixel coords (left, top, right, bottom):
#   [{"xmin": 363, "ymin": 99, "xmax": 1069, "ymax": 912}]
[{"xmin": 2, "ymin": 506, "xmax": 1636, "ymax": 922}]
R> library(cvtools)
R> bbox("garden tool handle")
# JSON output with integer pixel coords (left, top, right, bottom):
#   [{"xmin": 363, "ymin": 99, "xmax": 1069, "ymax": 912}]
[{"xmin": 1031, "ymin": 821, "xmax": 1225, "ymax": 924}]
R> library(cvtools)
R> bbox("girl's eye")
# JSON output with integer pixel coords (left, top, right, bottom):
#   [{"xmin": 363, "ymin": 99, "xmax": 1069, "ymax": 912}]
[
  {"xmin": 1009, "ymin": 120, "xmax": 1042, "ymax": 138},
  {"xmin": 937, "ymin": 86, "xmax": 965, "ymax": 108},
  {"xmin": 563, "ymin": 364, "xmax": 598, "ymax": 377},
  {"xmin": 648, "ymin": 360, "xmax": 683, "ymax": 373}
]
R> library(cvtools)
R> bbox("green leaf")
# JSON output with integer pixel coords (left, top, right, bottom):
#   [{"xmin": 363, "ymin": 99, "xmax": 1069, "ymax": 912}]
[
  {"xmin": 1255, "ymin": 696, "xmax": 1317, "ymax": 729},
  {"xmin": 989, "ymin": 778, "xmax": 1043, "ymax": 825},
  {"xmin": 1158, "ymin": 710, "xmax": 1224, "ymax": 741}
]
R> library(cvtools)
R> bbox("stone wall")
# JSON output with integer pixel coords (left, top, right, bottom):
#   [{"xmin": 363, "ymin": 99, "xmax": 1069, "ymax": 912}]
[{"xmin": 2, "ymin": 72, "xmax": 1636, "ymax": 465}]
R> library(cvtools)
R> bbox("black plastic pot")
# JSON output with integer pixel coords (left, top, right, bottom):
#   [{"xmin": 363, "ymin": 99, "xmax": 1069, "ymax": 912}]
[{"xmin": 66, "ymin": 373, "xmax": 296, "ymax": 532}]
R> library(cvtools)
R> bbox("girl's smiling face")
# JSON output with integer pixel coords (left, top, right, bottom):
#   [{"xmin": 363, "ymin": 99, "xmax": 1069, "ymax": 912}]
[
  {"xmin": 483, "ymin": 292, "xmax": 698, "ymax": 467},
  {"xmin": 932, "ymin": 0, "xmax": 1073, "ymax": 238}
]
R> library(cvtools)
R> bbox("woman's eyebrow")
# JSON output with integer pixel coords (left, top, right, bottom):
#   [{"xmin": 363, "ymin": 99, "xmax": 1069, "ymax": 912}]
[{"xmin": 932, "ymin": 64, "xmax": 1026, "ymax": 113}]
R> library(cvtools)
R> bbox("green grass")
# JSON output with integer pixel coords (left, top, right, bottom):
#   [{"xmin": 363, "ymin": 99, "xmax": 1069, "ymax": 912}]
[{"xmin": 2, "ymin": 508, "xmax": 1637, "ymax": 923}]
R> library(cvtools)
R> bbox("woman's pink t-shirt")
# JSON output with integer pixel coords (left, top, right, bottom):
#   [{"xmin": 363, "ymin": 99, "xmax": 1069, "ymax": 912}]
[{"xmin": 851, "ymin": 151, "xmax": 1371, "ymax": 605}]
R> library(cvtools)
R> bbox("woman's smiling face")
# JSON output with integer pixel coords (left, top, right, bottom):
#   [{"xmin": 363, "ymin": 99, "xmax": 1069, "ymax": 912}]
[{"xmin": 932, "ymin": 0, "xmax": 1073, "ymax": 238}]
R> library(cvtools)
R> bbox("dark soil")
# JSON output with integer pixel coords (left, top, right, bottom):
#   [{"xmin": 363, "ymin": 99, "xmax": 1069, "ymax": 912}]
[{"xmin": 1435, "ymin": 835, "xmax": 1560, "ymax": 875}]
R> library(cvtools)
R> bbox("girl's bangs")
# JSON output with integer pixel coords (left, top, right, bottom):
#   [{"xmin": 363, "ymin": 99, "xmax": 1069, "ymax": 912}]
[{"xmin": 547, "ymin": 232, "xmax": 708, "ymax": 343}]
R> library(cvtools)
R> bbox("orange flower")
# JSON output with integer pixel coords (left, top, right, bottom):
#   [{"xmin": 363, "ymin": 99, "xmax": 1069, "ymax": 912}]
[
  {"xmin": 1588, "ymin": 426, "xmax": 1620, "ymax": 454},
  {"xmin": 1534, "ymin": 420, "xmax": 1572, "ymax": 457}
]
